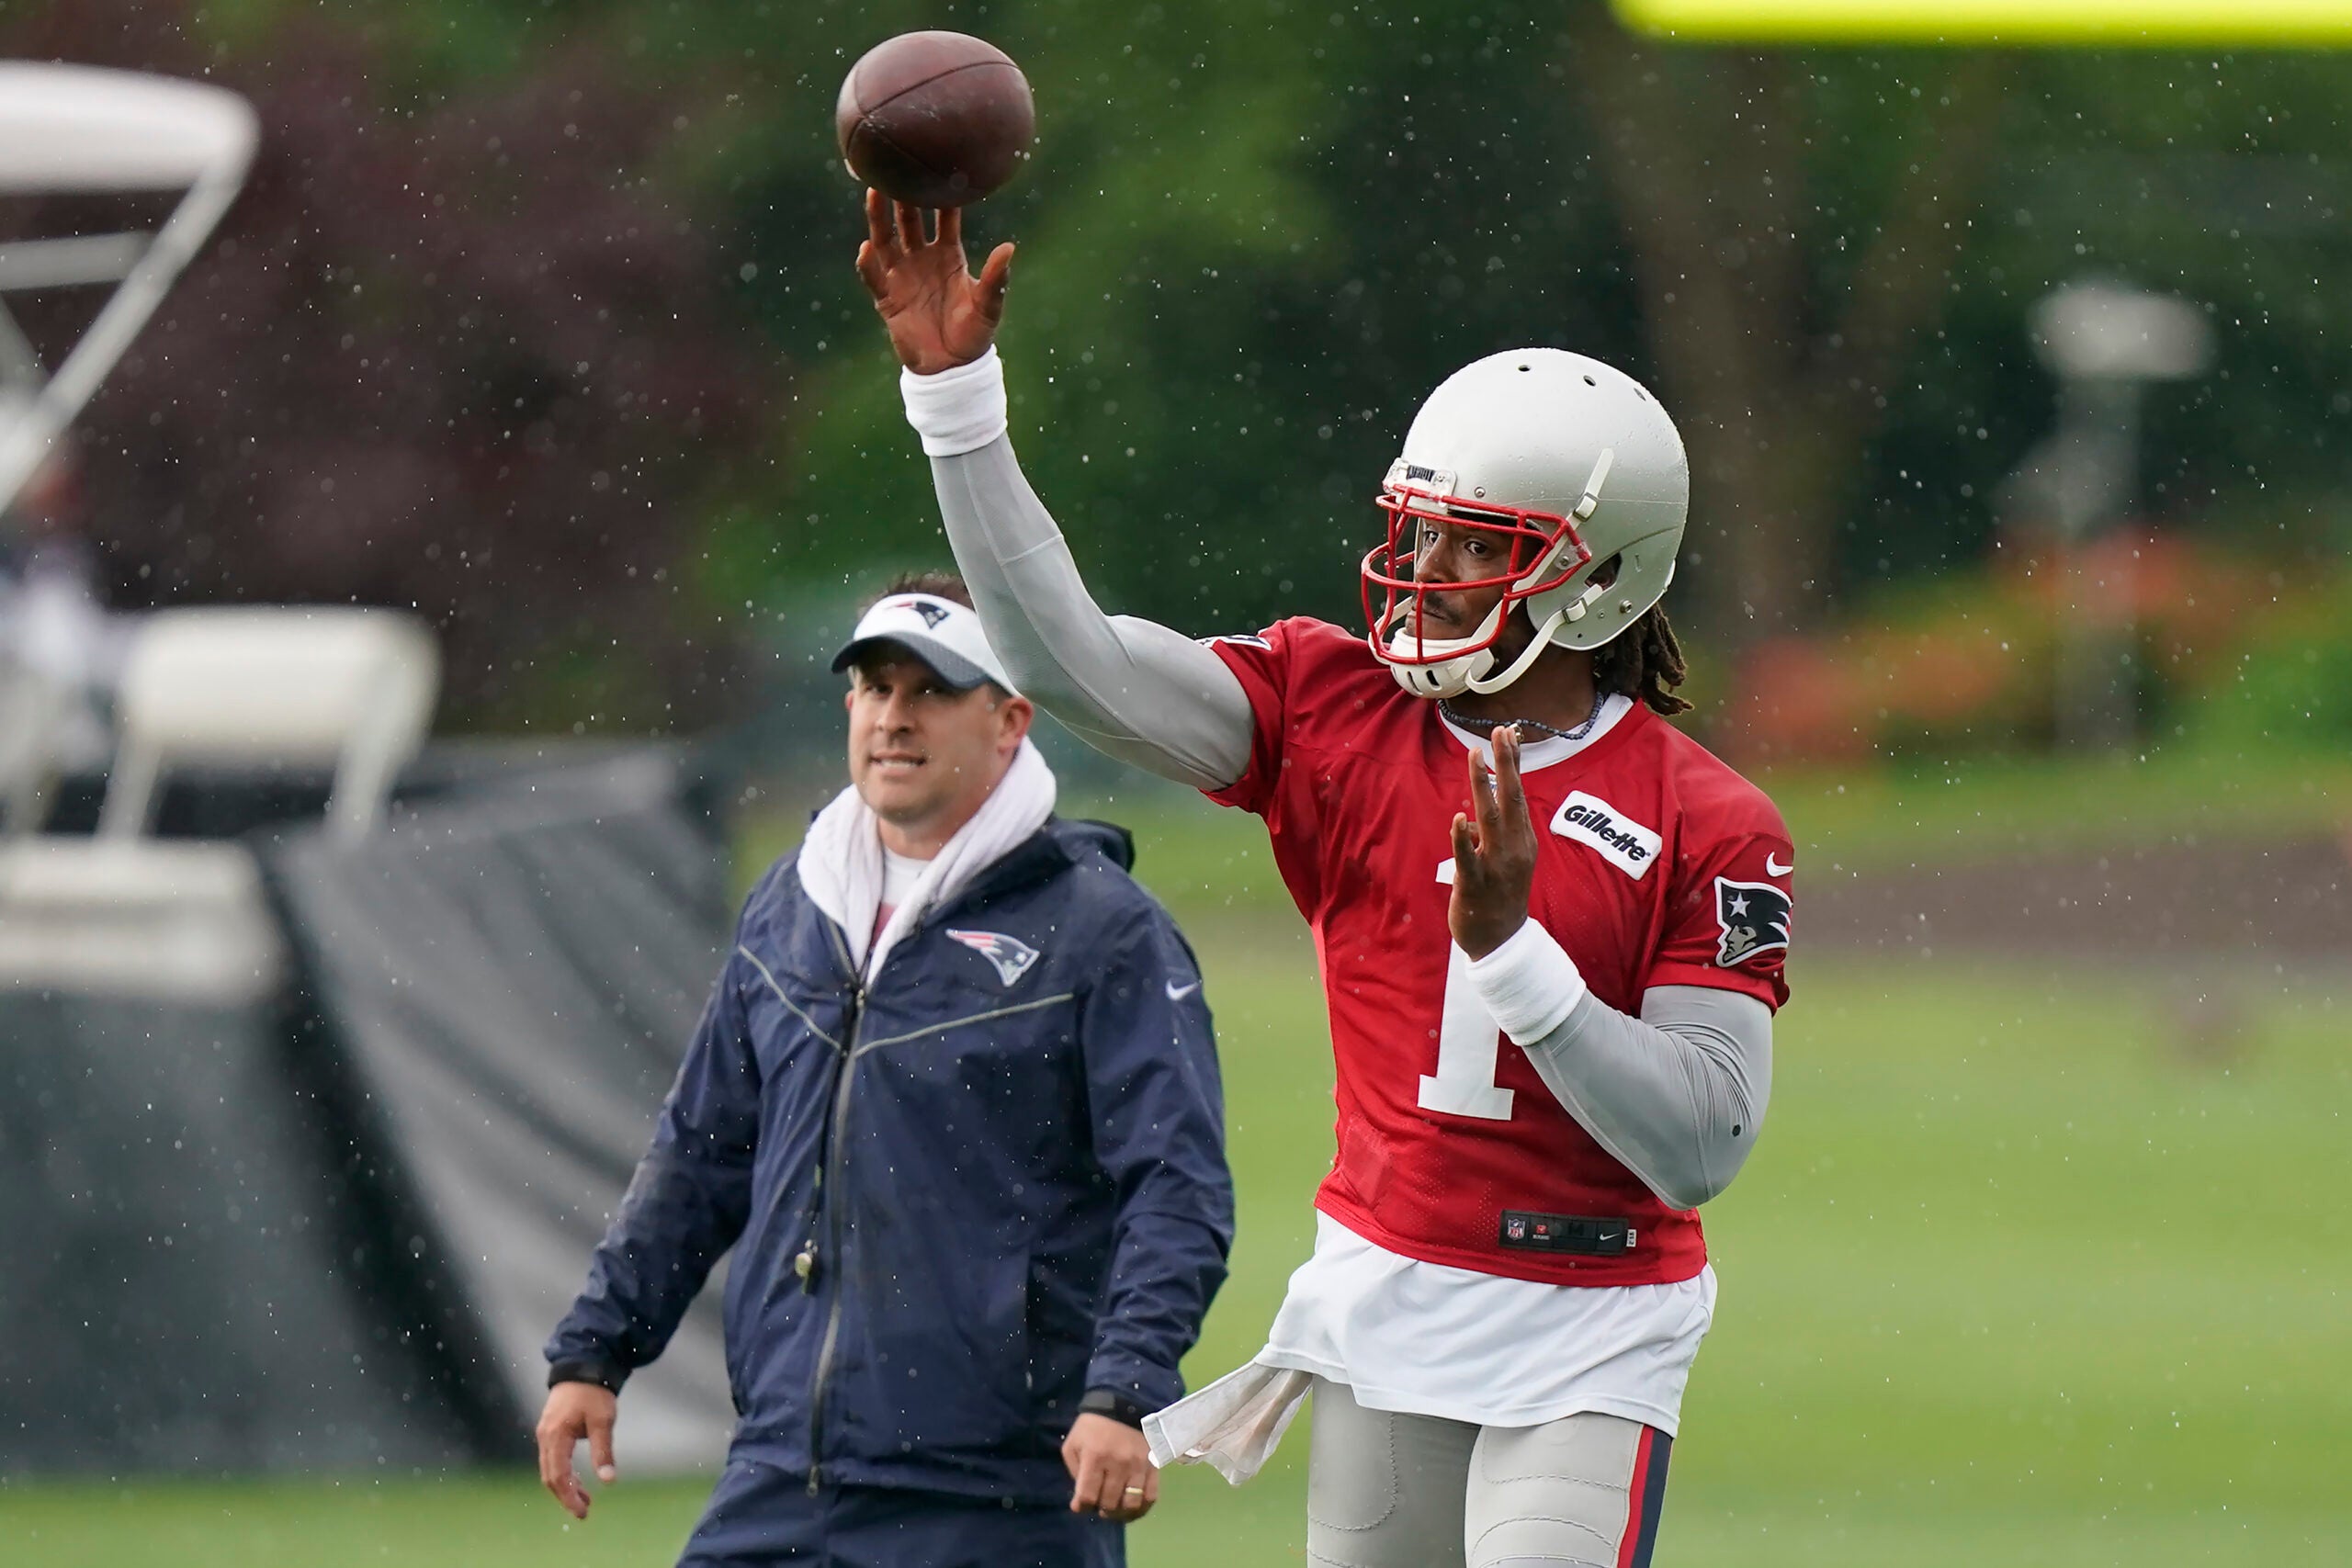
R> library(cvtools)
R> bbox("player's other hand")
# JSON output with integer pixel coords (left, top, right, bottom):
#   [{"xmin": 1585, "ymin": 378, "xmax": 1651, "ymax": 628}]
[
  {"xmin": 537, "ymin": 1381, "xmax": 619, "ymax": 1520},
  {"xmin": 1449, "ymin": 726, "xmax": 1538, "ymax": 960},
  {"xmin": 855, "ymin": 188, "xmax": 1014, "ymax": 375},
  {"xmin": 1062, "ymin": 1412, "xmax": 1159, "ymax": 1523}
]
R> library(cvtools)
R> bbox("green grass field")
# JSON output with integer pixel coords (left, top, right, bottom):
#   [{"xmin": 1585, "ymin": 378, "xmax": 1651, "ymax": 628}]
[
  {"xmin": 737, "ymin": 743, "xmax": 2352, "ymax": 908},
  {"xmin": 6, "ymin": 784, "xmax": 2348, "ymax": 1565}
]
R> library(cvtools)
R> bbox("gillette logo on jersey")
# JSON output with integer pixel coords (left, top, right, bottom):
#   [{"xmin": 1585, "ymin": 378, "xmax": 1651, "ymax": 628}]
[
  {"xmin": 1551, "ymin": 792, "xmax": 1662, "ymax": 880},
  {"xmin": 1204, "ymin": 616, "xmax": 1793, "ymax": 1290}
]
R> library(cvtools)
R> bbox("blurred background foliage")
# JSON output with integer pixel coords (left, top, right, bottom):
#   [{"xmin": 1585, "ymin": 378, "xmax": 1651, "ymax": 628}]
[
  {"xmin": 4, "ymin": 9, "xmax": 2346, "ymax": 1563},
  {"xmin": 5, "ymin": 0, "xmax": 2352, "ymax": 749}
]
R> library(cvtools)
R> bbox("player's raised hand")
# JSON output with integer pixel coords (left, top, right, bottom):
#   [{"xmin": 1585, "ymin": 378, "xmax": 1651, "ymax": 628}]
[
  {"xmin": 1449, "ymin": 727, "xmax": 1538, "ymax": 960},
  {"xmin": 855, "ymin": 188, "xmax": 1015, "ymax": 375}
]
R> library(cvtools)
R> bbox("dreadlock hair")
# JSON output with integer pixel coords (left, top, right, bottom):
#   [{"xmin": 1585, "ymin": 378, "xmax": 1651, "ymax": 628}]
[{"xmin": 1591, "ymin": 599, "xmax": 1691, "ymax": 717}]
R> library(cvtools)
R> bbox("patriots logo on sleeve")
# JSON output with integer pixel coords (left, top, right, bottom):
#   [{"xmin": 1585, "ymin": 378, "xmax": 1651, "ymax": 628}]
[
  {"xmin": 945, "ymin": 928, "xmax": 1042, "ymax": 987},
  {"xmin": 1713, "ymin": 877, "xmax": 1792, "ymax": 968}
]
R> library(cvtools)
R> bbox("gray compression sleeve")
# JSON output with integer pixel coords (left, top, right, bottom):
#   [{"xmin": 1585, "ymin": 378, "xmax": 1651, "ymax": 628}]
[
  {"xmin": 1464, "ymin": 919, "xmax": 1771, "ymax": 1210},
  {"xmin": 1521, "ymin": 985, "xmax": 1773, "ymax": 1212},
  {"xmin": 928, "ymin": 438, "xmax": 1255, "ymax": 790}
]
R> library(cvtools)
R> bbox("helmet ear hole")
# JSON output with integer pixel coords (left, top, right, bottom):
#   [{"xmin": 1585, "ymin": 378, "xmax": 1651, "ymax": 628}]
[{"xmin": 1591, "ymin": 554, "xmax": 1623, "ymax": 590}]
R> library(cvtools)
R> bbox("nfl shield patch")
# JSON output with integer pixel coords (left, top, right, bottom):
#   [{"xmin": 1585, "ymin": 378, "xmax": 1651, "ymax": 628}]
[{"xmin": 944, "ymin": 928, "xmax": 1042, "ymax": 987}]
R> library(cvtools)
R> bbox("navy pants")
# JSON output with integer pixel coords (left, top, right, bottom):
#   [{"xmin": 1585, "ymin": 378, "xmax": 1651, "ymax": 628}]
[{"xmin": 677, "ymin": 1461, "xmax": 1125, "ymax": 1568}]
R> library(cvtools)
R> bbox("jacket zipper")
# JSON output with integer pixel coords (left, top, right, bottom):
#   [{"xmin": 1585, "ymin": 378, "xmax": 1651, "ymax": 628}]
[
  {"xmin": 805, "ymin": 923, "xmax": 865, "ymax": 1494},
  {"xmin": 790, "ymin": 905, "xmax": 1074, "ymax": 1492},
  {"xmin": 737, "ymin": 946, "xmax": 839, "ymax": 1325}
]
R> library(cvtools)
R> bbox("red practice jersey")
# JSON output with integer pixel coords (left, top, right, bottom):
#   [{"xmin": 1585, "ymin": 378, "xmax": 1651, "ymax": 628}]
[{"xmin": 1206, "ymin": 617, "xmax": 1793, "ymax": 1288}]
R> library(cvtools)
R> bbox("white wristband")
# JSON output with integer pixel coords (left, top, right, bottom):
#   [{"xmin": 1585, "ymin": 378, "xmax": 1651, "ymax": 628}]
[
  {"xmin": 899, "ymin": 345, "xmax": 1009, "ymax": 457},
  {"xmin": 1463, "ymin": 919, "xmax": 1589, "ymax": 1043}
]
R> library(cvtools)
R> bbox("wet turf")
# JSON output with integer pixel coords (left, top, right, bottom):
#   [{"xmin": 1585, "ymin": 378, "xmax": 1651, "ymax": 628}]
[{"xmin": 7, "ymin": 792, "xmax": 2346, "ymax": 1566}]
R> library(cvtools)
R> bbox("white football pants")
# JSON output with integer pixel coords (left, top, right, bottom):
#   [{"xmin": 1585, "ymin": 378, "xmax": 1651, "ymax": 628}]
[{"xmin": 1305, "ymin": 1378, "xmax": 1672, "ymax": 1568}]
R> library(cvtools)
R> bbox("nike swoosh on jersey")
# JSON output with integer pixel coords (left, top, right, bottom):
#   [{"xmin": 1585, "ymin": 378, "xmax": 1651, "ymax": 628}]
[
  {"xmin": 1765, "ymin": 853, "xmax": 1793, "ymax": 876},
  {"xmin": 1165, "ymin": 979, "xmax": 1202, "ymax": 1002}
]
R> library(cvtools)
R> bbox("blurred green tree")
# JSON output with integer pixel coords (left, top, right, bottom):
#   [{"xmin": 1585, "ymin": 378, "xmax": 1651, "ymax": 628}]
[
  {"xmin": 1564, "ymin": 26, "xmax": 2009, "ymax": 638},
  {"xmin": 0, "ymin": 0, "xmax": 768, "ymax": 728},
  {"xmin": 17, "ymin": 0, "xmax": 2352, "ymax": 733},
  {"xmin": 672, "ymin": 2, "xmax": 2352, "ymax": 657}
]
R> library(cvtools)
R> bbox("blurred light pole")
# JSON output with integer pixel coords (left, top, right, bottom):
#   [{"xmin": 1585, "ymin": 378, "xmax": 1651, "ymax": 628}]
[{"xmin": 2029, "ymin": 282, "xmax": 2213, "ymax": 750}]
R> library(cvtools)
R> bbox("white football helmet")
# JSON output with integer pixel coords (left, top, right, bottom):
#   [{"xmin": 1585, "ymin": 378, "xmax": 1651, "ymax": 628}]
[{"xmin": 1362, "ymin": 348, "xmax": 1690, "ymax": 698}]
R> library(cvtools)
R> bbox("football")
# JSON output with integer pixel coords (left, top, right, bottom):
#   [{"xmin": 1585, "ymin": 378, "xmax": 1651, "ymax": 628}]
[{"xmin": 835, "ymin": 31, "xmax": 1035, "ymax": 209}]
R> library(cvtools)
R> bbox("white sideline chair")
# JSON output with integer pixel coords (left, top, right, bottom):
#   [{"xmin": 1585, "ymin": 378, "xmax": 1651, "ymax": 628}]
[
  {"xmin": 97, "ymin": 606, "xmax": 441, "ymax": 843},
  {"xmin": 0, "ymin": 837, "xmax": 284, "ymax": 1005},
  {"xmin": 0, "ymin": 606, "xmax": 440, "ymax": 1003}
]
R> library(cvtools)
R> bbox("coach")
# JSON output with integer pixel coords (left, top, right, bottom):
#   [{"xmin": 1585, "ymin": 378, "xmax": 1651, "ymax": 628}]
[{"xmin": 537, "ymin": 573, "xmax": 1233, "ymax": 1568}]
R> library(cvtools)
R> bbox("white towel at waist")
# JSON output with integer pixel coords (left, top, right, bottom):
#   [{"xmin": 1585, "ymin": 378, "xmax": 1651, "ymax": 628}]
[{"xmin": 1142, "ymin": 1362, "xmax": 1314, "ymax": 1485}]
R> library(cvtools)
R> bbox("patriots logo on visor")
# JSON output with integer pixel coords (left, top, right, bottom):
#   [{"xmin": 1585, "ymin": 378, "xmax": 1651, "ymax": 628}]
[
  {"xmin": 887, "ymin": 595, "xmax": 953, "ymax": 629},
  {"xmin": 945, "ymin": 928, "xmax": 1042, "ymax": 987},
  {"xmin": 1713, "ymin": 877, "xmax": 1792, "ymax": 968}
]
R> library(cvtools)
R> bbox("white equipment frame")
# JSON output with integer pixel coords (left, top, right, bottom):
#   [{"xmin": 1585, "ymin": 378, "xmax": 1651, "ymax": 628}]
[{"xmin": 0, "ymin": 62, "xmax": 258, "ymax": 515}]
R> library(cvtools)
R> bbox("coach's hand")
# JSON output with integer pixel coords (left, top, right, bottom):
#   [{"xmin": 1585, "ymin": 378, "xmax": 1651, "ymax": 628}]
[
  {"xmin": 1450, "ymin": 726, "xmax": 1537, "ymax": 960},
  {"xmin": 1063, "ymin": 1413, "xmax": 1158, "ymax": 1522},
  {"xmin": 537, "ymin": 1381, "xmax": 618, "ymax": 1520},
  {"xmin": 855, "ymin": 188, "xmax": 1014, "ymax": 375}
]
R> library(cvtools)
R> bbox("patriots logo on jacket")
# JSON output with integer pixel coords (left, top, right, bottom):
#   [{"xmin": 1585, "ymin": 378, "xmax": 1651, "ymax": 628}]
[
  {"xmin": 1713, "ymin": 877, "xmax": 1792, "ymax": 968},
  {"xmin": 945, "ymin": 928, "xmax": 1042, "ymax": 987}
]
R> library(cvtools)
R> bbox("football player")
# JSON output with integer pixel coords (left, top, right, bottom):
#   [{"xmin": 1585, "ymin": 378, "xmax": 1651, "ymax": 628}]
[{"xmin": 855, "ymin": 193, "xmax": 1792, "ymax": 1568}]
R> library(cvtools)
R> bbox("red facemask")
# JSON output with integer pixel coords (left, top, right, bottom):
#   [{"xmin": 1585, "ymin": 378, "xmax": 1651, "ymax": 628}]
[{"xmin": 1360, "ymin": 465, "xmax": 1593, "ymax": 667}]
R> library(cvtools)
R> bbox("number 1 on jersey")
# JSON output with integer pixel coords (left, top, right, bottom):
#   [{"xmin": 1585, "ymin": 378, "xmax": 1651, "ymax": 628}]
[{"xmin": 1419, "ymin": 858, "xmax": 1516, "ymax": 1121}]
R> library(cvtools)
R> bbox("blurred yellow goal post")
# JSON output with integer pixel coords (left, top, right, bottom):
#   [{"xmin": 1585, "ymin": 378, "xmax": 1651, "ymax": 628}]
[{"xmin": 1612, "ymin": 0, "xmax": 2352, "ymax": 45}]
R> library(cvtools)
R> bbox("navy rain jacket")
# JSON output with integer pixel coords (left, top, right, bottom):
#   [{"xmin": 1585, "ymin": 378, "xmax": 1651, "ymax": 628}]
[{"xmin": 546, "ymin": 818, "xmax": 1232, "ymax": 1503}]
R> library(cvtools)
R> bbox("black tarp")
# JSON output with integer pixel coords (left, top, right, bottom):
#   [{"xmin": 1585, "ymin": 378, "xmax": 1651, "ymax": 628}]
[
  {"xmin": 0, "ymin": 989, "xmax": 487, "ymax": 1472},
  {"xmin": 0, "ymin": 744, "xmax": 740, "ymax": 1474},
  {"xmin": 260, "ymin": 749, "xmax": 737, "ymax": 1472}
]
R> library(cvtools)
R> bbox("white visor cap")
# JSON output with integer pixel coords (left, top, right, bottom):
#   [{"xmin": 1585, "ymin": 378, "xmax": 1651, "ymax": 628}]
[{"xmin": 831, "ymin": 592, "xmax": 1018, "ymax": 695}]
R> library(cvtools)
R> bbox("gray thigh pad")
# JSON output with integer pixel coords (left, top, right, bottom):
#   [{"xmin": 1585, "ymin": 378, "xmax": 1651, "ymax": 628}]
[
  {"xmin": 1305, "ymin": 1378, "xmax": 1477, "ymax": 1568},
  {"xmin": 1464, "ymin": 1412, "xmax": 1645, "ymax": 1568}
]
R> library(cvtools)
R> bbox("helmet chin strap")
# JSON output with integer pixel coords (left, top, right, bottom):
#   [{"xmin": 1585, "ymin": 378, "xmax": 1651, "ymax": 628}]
[
  {"xmin": 1376, "ymin": 447, "xmax": 1620, "ymax": 699},
  {"xmin": 1378, "ymin": 599, "xmax": 1498, "ymax": 698},
  {"xmin": 1464, "ymin": 603, "xmax": 1567, "ymax": 694},
  {"xmin": 1458, "ymin": 446, "xmax": 1623, "ymax": 695},
  {"xmin": 1379, "ymin": 561, "xmax": 1611, "ymax": 699},
  {"xmin": 1470, "ymin": 558, "xmax": 1627, "ymax": 694}
]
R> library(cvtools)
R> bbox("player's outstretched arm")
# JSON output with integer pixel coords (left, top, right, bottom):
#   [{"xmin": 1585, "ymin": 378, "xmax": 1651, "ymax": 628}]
[
  {"xmin": 926, "ymin": 438, "xmax": 1255, "ymax": 788},
  {"xmin": 856, "ymin": 193, "xmax": 1254, "ymax": 791}
]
